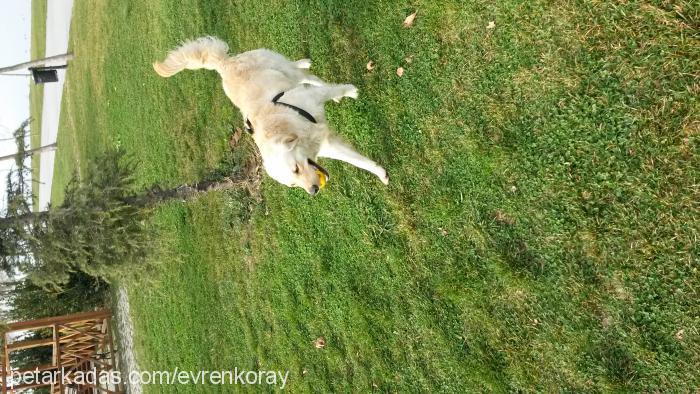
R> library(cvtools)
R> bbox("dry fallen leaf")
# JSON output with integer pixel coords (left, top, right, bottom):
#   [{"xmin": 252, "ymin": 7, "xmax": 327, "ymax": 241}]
[
  {"xmin": 396, "ymin": 67, "xmax": 404, "ymax": 77},
  {"xmin": 494, "ymin": 210, "xmax": 515, "ymax": 225},
  {"xmin": 487, "ymin": 21, "xmax": 496, "ymax": 29},
  {"xmin": 314, "ymin": 336, "xmax": 326, "ymax": 349},
  {"xmin": 675, "ymin": 329, "xmax": 685, "ymax": 341},
  {"xmin": 405, "ymin": 56, "xmax": 413, "ymax": 64},
  {"xmin": 403, "ymin": 12, "xmax": 417, "ymax": 28},
  {"xmin": 366, "ymin": 60, "xmax": 375, "ymax": 71}
]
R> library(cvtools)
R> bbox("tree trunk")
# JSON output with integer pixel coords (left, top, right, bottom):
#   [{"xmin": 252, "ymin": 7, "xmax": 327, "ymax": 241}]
[
  {"xmin": 125, "ymin": 172, "xmax": 255, "ymax": 208},
  {"xmin": 0, "ymin": 142, "xmax": 57, "ymax": 164},
  {"xmin": 0, "ymin": 53, "xmax": 74, "ymax": 74},
  {"xmin": 0, "ymin": 170, "xmax": 257, "ymax": 229},
  {"xmin": 0, "ymin": 162, "xmax": 258, "ymax": 229}
]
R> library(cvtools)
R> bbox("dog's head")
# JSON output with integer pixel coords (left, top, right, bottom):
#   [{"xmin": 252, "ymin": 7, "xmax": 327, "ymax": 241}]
[{"xmin": 253, "ymin": 119, "xmax": 329, "ymax": 195}]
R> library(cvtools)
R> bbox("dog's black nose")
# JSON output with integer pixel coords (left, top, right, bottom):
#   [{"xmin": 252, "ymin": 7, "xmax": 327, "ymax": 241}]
[{"xmin": 309, "ymin": 185, "xmax": 319, "ymax": 195}]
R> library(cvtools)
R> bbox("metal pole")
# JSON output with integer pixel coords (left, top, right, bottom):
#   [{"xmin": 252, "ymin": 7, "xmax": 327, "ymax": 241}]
[{"xmin": 0, "ymin": 53, "xmax": 74, "ymax": 75}]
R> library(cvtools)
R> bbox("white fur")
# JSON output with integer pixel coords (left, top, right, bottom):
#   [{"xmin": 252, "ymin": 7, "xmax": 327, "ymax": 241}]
[{"xmin": 154, "ymin": 36, "xmax": 388, "ymax": 194}]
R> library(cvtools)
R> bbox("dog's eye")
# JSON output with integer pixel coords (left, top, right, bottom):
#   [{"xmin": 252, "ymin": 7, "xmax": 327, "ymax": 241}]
[{"xmin": 293, "ymin": 164, "xmax": 300, "ymax": 174}]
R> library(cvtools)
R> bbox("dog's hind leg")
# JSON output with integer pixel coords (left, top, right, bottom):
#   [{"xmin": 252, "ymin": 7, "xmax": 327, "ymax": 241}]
[{"xmin": 319, "ymin": 134, "xmax": 388, "ymax": 185}]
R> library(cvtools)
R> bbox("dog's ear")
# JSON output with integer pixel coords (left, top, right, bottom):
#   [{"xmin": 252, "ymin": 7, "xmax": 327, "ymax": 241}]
[{"xmin": 280, "ymin": 133, "xmax": 299, "ymax": 151}]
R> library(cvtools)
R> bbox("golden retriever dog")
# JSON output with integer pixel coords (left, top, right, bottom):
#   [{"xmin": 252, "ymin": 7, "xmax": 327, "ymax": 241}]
[{"xmin": 153, "ymin": 36, "xmax": 389, "ymax": 195}]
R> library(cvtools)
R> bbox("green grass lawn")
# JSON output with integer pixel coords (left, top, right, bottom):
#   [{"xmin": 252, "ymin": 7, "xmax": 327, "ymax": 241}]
[
  {"xmin": 29, "ymin": 0, "xmax": 47, "ymax": 209},
  {"xmin": 52, "ymin": 0, "xmax": 699, "ymax": 391}
]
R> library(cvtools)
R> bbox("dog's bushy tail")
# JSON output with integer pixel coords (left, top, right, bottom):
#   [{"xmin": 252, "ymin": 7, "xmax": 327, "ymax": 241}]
[{"xmin": 153, "ymin": 36, "xmax": 230, "ymax": 77}]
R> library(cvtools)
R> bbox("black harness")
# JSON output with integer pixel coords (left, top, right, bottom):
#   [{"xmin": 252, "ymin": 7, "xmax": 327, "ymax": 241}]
[{"xmin": 244, "ymin": 91, "xmax": 316, "ymax": 134}]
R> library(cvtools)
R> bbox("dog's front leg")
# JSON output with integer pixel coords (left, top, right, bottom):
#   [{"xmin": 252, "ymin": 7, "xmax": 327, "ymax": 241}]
[
  {"xmin": 328, "ymin": 84, "xmax": 358, "ymax": 102},
  {"xmin": 303, "ymin": 84, "xmax": 357, "ymax": 102},
  {"xmin": 319, "ymin": 135, "xmax": 389, "ymax": 185}
]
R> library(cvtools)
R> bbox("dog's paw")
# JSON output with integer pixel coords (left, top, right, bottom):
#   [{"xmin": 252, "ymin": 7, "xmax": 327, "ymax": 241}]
[
  {"xmin": 344, "ymin": 84, "xmax": 359, "ymax": 99},
  {"xmin": 378, "ymin": 168, "xmax": 389, "ymax": 185},
  {"xmin": 333, "ymin": 85, "xmax": 358, "ymax": 103},
  {"xmin": 295, "ymin": 59, "xmax": 312, "ymax": 69},
  {"xmin": 332, "ymin": 85, "xmax": 358, "ymax": 103}
]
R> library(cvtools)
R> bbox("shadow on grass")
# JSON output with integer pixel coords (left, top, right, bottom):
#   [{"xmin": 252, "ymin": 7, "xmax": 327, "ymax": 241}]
[{"xmin": 481, "ymin": 209, "xmax": 543, "ymax": 276}]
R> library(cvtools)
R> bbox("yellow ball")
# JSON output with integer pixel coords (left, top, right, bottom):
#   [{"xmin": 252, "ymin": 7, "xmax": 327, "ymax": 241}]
[{"xmin": 316, "ymin": 169, "xmax": 327, "ymax": 188}]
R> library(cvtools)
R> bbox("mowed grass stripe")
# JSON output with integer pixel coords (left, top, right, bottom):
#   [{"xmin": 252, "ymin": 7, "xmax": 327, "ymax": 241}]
[{"xmin": 29, "ymin": 0, "xmax": 47, "ymax": 210}]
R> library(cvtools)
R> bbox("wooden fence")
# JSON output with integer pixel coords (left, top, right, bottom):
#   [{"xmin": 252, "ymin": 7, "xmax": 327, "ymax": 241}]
[{"xmin": 1, "ymin": 309, "xmax": 123, "ymax": 393}]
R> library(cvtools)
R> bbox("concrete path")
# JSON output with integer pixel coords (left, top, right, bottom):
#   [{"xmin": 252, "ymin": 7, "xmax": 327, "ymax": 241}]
[
  {"xmin": 115, "ymin": 287, "xmax": 143, "ymax": 394},
  {"xmin": 37, "ymin": 0, "xmax": 73, "ymax": 209}
]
